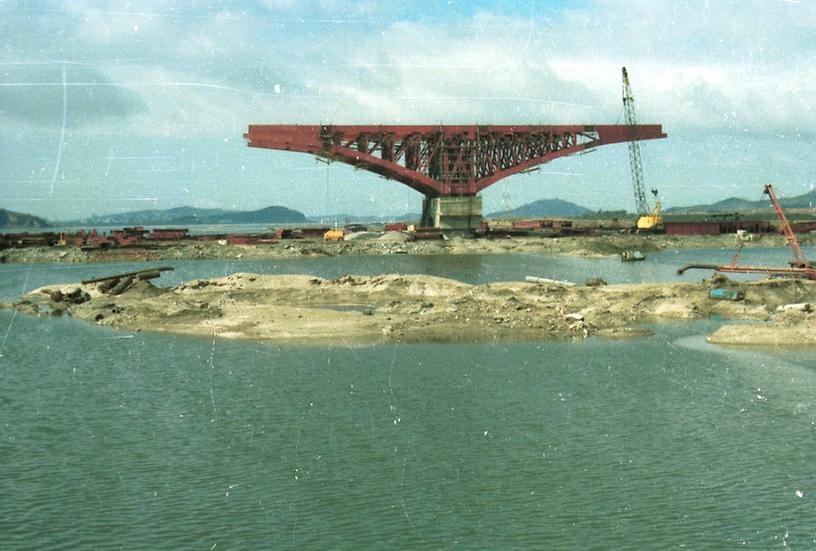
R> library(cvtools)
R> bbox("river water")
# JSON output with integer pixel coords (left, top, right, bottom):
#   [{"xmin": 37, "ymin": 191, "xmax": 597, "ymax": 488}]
[{"xmin": 1, "ymin": 250, "xmax": 814, "ymax": 549}]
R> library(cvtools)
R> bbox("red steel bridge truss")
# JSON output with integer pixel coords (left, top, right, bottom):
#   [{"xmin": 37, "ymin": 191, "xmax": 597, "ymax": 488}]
[{"xmin": 244, "ymin": 124, "xmax": 666, "ymax": 197}]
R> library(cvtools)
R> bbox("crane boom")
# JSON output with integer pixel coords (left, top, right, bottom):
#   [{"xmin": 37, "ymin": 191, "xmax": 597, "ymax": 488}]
[
  {"xmin": 622, "ymin": 67, "xmax": 649, "ymax": 215},
  {"xmin": 764, "ymin": 184, "xmax": 810, "ymax": 269},
  {"xmin": 677, "ymin": 183, "xmax": 814, "ymax": 280}
]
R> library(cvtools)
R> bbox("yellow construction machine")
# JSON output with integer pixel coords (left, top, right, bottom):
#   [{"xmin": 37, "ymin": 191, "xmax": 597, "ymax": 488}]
[
  {"xmin": 324, "ymin": 228, "xmax": 344, "ymax": 241},
  {"xmin": 636, "ymin": 188, "xmax": 663, "ymax": 231}
]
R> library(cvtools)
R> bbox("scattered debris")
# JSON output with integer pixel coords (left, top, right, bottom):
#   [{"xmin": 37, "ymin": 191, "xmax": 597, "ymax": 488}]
[
  {"xmin": 99, "ymin": 278, "xmax": 119, "ymax": 293},
  {"xmin": 709, "ymin": 288, "xmax": 744, "ymax": 301},
  {"xmin": 110, "ymin": 276, "xmax": 134, "ymax": 296},
  {"xmin": 776, "ymin": 303, "xmax": 811, "ymax": 313},
  {"xmin": 46, "ymin": 287, "xmax": 90, "ymax": 305},
  {"xmin": 79, "ymin": 266, "xmax": 175, "ymax": 296},
  {"xmin": 525, "ymin": 276, "xmax": 576, "ymax": 287},
  {"xmin": 82, "ymin": 266, "xmax": 174, "ymax": 285}
]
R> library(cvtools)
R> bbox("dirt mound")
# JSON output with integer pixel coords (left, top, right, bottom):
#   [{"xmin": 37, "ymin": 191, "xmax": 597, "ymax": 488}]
[{"xmin": 7, "ymin": 273, "xmax": 813, "ymax": 345}]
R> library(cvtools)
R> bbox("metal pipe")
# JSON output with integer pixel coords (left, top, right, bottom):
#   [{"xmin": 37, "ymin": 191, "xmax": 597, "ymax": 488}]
[{"xmin": 82, "ymin": 266, "xmax": 173, "ymax": 284}]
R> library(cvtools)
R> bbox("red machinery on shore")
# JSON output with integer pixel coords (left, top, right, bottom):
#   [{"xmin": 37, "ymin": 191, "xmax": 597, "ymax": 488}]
[{"xmin": 677, "ymin": 184, "xmax": 815, "ymax": 280}]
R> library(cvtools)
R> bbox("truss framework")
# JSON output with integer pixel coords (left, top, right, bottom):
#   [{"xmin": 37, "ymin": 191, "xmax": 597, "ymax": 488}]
[{"xmin": 245, "ymin": 124, "xmax": 666, "ymax": 197}]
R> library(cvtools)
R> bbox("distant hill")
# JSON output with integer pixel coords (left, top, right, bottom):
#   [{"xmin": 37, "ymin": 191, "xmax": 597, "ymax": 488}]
[
  {"xmin": 666, "ymin": 190, "xmax": 816, "ymax": 214},
  {"xmin": 174, "ymin": 206, "xmax": 307, "ymax": 225},
  {"xmin": 71, "ymin": 205, "xmax": 307, "ymax": 226},
  {"xmin": 308, "ymin": 214, "xmax": 386, "ymax": 224},
  {"xmin": 488, "ymin": 189, "xmax": 816, "ymax": 220},
  {"xmin": 0, "ymin": 208, "xmax": 50, "ymax": 229},
  {"xmin": 307, "ymin": 213, "xmax": 422, "ymax": 224},
  {"xmin": 489, "ymin": 198, "xmax": 593, "ymax": 219}
]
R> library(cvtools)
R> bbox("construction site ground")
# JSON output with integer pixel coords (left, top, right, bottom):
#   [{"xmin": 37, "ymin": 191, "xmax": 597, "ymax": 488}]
[
  {"xmin": 6, "ymin": 272, "xmax": 815, "ymax": 346},
  {"xmin": 1, "ymin": 232, "xmax": 814, "ymax": 264}
]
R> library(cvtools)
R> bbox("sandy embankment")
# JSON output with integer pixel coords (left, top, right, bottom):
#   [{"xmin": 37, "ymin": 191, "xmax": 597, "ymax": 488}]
[
  {"xmin": 1, "ymin": 233, "xmax": 812, "ymax": 264},
  {"xmin": 7, "ymin": 273, "xmax": 815, "ymax": 345}
]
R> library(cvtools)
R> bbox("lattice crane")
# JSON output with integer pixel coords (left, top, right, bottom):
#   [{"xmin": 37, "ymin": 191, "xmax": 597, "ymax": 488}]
[
  {"xmin": 622, "ymin": 67, "xmax": 662, "ymax": 230},
  {"xmin": 677, "ymin": 184, "xmax": 815, "ymax": 280},
  {"xmin": 765, "ymin": 183, "xmax": 811, "ymax": 270}
]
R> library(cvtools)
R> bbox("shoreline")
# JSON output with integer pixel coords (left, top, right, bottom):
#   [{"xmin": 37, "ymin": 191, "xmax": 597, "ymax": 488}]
[
  {"xmin": 6, "ymin": 272, "xmax": 814, "ymax": 346},
  {"xmin": 1, "ymin": 233, "xmax": 813, "ymax": 265}
]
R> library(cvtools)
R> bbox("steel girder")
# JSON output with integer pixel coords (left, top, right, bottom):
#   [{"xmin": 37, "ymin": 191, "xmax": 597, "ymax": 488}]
[{"xmin": 245, "ymin": 124, "xmax": 666, "ymax": 197}]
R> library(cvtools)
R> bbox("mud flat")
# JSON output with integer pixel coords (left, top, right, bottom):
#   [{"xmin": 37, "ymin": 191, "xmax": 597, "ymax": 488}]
[
  {"xmin": 1, "ymin": 233, "xmax": 812, "ymax": 264},
  {"xmin": 7, "ymin": 273, "xmax": 814, "ymax": 345}
]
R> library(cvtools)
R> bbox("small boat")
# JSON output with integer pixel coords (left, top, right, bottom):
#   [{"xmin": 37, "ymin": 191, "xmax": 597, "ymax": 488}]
[{"xmin": 620, "ymin": 249, "xmax": 646, "ymax": 262}]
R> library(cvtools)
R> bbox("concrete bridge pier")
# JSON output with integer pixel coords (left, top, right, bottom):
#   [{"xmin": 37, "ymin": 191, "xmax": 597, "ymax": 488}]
[{"xmin": 420, "ymin": 196, "xmax": 483, "ymax": 231}]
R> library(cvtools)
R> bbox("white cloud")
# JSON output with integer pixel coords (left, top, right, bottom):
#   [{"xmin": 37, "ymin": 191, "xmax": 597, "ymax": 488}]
[
  {"xmin": 65, "ymin": 0, "xmax": 170, "ymax": 45},
  {"xmin": 7, "ymin": 0, "xmax": 816, "ymax": 136},
  {"xmin": 4, "ymin": 0, "xmax": 816, "ymax": 218}
]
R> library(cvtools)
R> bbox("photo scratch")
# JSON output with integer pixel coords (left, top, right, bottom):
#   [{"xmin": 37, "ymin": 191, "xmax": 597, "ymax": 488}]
[{"xmin": 49, "ymin": 63, "xmax": 67, "ymax": 197}]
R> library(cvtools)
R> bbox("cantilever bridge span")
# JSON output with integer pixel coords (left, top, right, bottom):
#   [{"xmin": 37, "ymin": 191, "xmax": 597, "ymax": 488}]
[{"xmin": 244, "ymin": 123, "xmax": 666, "ymax": 229}]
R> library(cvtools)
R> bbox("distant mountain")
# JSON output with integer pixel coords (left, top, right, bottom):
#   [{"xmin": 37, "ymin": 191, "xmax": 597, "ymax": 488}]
[
  {"xmin": 75, "ymin": 206, "xmax": 224, "ymax": 226},
  {"xmin": 71, "ymin": 205, "xmax": 306, "ymax": 226},
  {"xmin": 490, "ymin": 189, "xmax": 816, "ymax": 220},
  {"xmin": 489, "ymin": 198, "xmax": 593, "ymax": 219},
  {"xmin": 392, "ymin": 212, "xmax": 422, "ymax": 222},
  {"xmin": 175, "ymin": 206, "xmax": 307, "ymax": 225},
  {"xmin": 307, "ymin": 214, "xmax": 386, "ymax": 224},
  {"xmin": 307, "ymin": 213, "xmax": 421, "ymax": 224},
  {"xmin": 0, "ymin": 208, "xmax": 50, "ymax": 229},
  {"xmin": 666, "ymin": 190, "xmax": 816, "ymax": 214}
]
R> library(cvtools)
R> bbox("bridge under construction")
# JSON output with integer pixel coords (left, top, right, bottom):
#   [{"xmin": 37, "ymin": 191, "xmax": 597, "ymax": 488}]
[{"xmin": 244, "ymin": 123, "xmax": 666, "ymax": 230}]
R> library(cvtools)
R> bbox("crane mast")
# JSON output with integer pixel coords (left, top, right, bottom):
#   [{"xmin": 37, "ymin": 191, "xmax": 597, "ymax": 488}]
[
  {"xmin": 622, "ymin": 67, "xmax": 649, "ymax": 215},
  {"xmin": 622, "ymin": 67, "xmax": 662, "ymax": 230}
]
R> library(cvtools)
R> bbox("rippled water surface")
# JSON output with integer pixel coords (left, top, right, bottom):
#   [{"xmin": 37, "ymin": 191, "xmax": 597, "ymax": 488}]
[
  {"xmin": 2, "ymin": 245, "xmax": 815, "ymax": 301},
  {"xmin": 1, "ymin": 252, "xmax": 815, "ymax": 548}
]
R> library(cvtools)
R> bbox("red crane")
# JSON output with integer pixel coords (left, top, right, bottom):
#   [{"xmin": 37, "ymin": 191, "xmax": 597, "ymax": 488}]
[
  {"xmin": 766, "ymin": 183, "xmax": 810, "ymax": 269},
  {"xmin": 677, "ymin": 184, "xmax": 815, "ymax": 280}
]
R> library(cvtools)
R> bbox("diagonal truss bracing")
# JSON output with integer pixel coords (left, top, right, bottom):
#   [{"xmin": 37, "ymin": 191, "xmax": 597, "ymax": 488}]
[{"xmin": 245, "ymin": 124, "xmax": 666, "ymax": 197}]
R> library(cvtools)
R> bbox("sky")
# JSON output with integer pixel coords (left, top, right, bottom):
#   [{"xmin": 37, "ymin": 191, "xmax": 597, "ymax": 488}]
[{"xmin": 1, "ymin": 0, "xmax": 815, "ymax": 221}]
